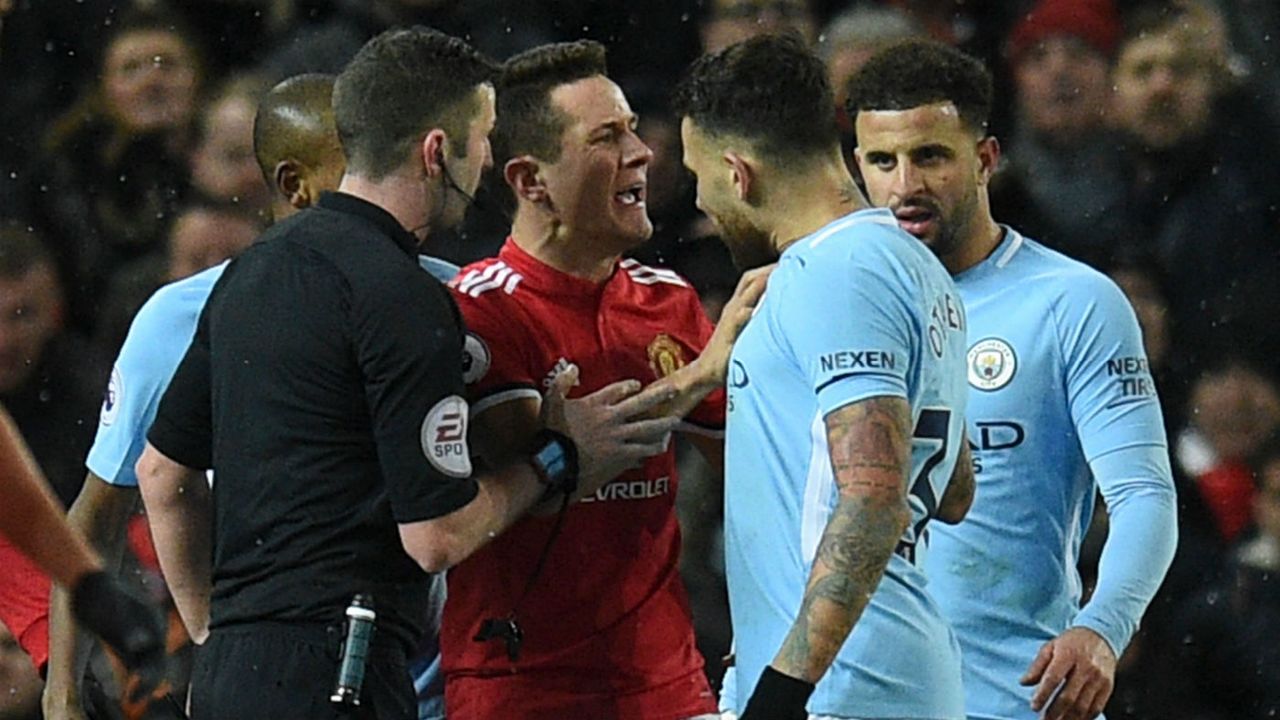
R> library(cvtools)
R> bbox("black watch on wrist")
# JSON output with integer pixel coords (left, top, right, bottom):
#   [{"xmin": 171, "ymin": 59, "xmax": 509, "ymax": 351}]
[{"xmin": 528, "ymin": 429, "xmax": 579, "ymax": 500}]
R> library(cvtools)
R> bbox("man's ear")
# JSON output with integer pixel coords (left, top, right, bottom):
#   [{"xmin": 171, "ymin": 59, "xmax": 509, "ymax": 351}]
[
  {"xmin": 724, "ymin": 150, "xmax": 754, "ymax": 203},
  {"xmin": 274, "ymin": 160, "xmax": 306, "ymax": 209},
  {"xmin": 421, "ymin": 129, "xmax": 448, "ymax": 178},
  {"xmin": 505, "ymin": 156, "xmax": 547, "ymax": 205},
  {"xmin": 976, "ymin": 135, "xmax": 1001, "ymax": 186}
]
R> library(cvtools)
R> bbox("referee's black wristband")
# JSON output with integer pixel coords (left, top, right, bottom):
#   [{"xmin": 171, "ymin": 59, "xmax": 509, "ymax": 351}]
[{"xmin": 740, "ymin": 666, "xmax": 815, "ymax": 720}]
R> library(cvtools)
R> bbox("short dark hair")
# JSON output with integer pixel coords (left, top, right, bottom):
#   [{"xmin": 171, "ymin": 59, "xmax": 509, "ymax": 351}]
[
  {"xmin": 0, "ymin": 223, "xmax": 55, "ymax": 280},
  {"xmin": 672, "ymin": 33, "xmax": 838, "ymax": 161},
  {"xmin": 333, "ymin": 27, "xmax": 498, "ymax": 180},
  {"xmin": 845, "ymin": 40, "xmax": 994, "ymax": 134},
  {"xmin": 495, "ymin": 40, "xmax": 609, "ymax": 165},
  {"xmin": 254, "ymin": 73, "xmax": 338, "ymax": 185}
]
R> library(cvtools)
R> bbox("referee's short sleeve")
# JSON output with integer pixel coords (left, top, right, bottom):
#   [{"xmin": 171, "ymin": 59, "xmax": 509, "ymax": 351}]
[
  {"xmin": 352, "ymin": 272, "xmax": 479, "ymax": 523},
  {"xmin": 148, "ymin": 303, "xmax": 214, "ymax": 469}
]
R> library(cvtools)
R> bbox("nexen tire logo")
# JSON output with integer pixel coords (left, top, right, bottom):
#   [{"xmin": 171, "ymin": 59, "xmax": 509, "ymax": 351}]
[{"xmin": 421, "ymin": 395, "xmax": 472, "ymax": 478}]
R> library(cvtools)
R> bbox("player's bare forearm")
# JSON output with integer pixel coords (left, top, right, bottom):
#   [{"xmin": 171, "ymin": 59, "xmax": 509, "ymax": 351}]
[
  {"xmin": 936, "ymin": 440, "xmax": 974, "ymax": 524},
  {"xmin": 45, "ymin": 474, "xmax": 140, "ymax": 711},
  {"xmin": 635, "ymin": 357, "xmax": 723, "ymax": 421},
  {"xmin": 136, "ymin": 443, "xmax": 212, "ymax": 643},
  {"xmin": 771, "ymin": 396, "xmax": 912, "ymax": 683}
]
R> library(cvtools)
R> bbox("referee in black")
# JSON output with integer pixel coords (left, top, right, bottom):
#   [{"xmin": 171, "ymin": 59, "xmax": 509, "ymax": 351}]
[{"xmin": 133, "ymin": 27, "xmax": 678, "ymax": 720}]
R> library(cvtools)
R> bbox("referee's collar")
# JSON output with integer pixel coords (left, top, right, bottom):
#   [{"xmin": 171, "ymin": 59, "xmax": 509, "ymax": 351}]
[{"xmin": 317, "ymin": 191, "xmax": 419, "ymax": 257}]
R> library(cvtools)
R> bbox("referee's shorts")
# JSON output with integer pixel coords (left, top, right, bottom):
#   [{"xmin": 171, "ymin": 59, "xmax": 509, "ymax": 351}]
[{"xmin": 190, "ymin": 622, "xmax": 415, "ymax": 720}]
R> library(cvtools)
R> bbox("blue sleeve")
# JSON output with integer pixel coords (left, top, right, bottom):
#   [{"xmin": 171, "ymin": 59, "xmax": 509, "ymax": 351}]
[
  {"xmin": 417, "ymin": 255, "xmax": 460, "ymax": 283},
  {"xmin": 1055, "ymin": 276, "xmax": 1178, "ymax": 655},
  {"xmin": 84, "ymin": 289, "xmax": 200, "ymax": 486},
  {"xmin": 720, "ymin": 662, "xmax": 739, "ymax": 713},
  {"xmin": 774, "ymin": 249, "xmax": 914, "ymax": 416}
]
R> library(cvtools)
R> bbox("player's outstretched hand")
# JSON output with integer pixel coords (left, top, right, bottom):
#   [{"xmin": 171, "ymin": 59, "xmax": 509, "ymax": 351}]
[
  {"xmin": 70, "ymin": 571, "xmax": 168, "ymax": 702},
  {"xmin": 542, "ymin": 365, "xmax": 679, "ymax": 497},
  {"xmin": 699, "ymin": 265, "xmax": 774, "ymax": 383},
  {"xmin": 1020, "ymin": 626, "xmax": 1116, "ymax": 720}
]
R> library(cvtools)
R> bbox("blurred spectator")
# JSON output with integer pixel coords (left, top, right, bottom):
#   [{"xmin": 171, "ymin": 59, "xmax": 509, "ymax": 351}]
[
  {"xmin": 821, "ymin": 4, "xmax": 922, "ymax": 106},
  {"xmin": 1214, "ymin": 0, "xmax": 1280, "ymax": 136},
  {"xmin": 0, "ymin": 0, "xmax": 116, "ymax": 222},
  {"xmin": 166, "ymin": 205, "xmax": 261, "ymax": 282},
  {"xmin": 1145, "ymin": 439, "xmax": 1280, "ymax": 720},
  {"xmin": 1239, "ymin": 443, "xmax": 1280, "ymax": 581},
  {"xmin": 0, "ymin": 619, "xmax": 41, "ymax": 720},
  {"xmin": 698, "ymin": 0, "xmax": 816, "ymax": 53},
  {"xmin": 190, "ymin": 75, "xmax": 273, "ymax": 219},
  {"xmin": 1176, "ymin": 359, "xmax": 1280, "ymax": 546},
  {"xmin": 996, "ymin": 0, "xmax": 1126, "ymax": 263},
  {"xmin": 881, "ymin": 0, "xmax": 980, "ymax": 47},
  {"xmin": 1110, "ymin": 2, "xmax": 1280, "ymax": 369},
  {"xmin": 0, "ymin": 224, "xmax": 104, "ymax": 506},
  {"xmin": 164, "ymin": 0, "xmax": 297, "ymax": 76},
  {"xmin": 819, "ymin": 4, "xmax": 922, "ymax": 160},
  {"xmin": 260, "ymin": 0, "xmax": 557, "ymax": 82},
  {"xmin": 28, "ymin": 7, "xmax": 203, "ymax": 335}
]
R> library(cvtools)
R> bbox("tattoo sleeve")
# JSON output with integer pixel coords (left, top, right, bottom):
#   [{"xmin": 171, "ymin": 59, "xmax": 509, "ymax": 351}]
[{"xmin": 771, "ymin": 395, "xmax": 913, "ymax": 683}]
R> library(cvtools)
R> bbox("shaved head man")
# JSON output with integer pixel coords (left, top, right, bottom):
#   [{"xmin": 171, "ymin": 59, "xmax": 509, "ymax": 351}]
[{"xmin": 253, "ymin": 73, "xmax": 347, "ymax": 220}]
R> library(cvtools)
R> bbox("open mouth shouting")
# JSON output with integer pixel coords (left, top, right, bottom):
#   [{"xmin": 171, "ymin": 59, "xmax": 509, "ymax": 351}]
[{"xmin": 614, "ymin": 182, "xmax": 646, "ymax": 209}]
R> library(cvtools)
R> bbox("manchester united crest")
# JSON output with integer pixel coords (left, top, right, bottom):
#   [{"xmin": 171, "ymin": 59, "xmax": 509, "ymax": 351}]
[
  {"xmin": 967, "ymin": 338, "xmax": 1017, "ymax": 391},
  {"xmin": 647, "ymin": 333, "xmax": 686, "ymax": 379}
]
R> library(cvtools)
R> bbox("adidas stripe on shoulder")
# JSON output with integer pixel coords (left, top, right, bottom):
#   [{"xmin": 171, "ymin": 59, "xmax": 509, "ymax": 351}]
[
  {"xmin": 454, "ymin": 261, "xmax": 524, "ymax": 298},
  {"xmin": 620, "ymin": 259, "xmax": 689, "ymax": 287}
]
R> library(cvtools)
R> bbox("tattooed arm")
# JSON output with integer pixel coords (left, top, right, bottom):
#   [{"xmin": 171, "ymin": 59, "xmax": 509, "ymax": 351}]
[{"xmin": 771, "ymin": 395, "xmax": 913, "ymax": 682}]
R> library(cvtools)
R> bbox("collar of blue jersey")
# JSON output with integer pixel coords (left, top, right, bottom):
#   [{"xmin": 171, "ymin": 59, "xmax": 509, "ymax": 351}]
[
  {"xmin": 318, "ymin": 191, "xmax": 420, "ymax": 257},
  {"xmin": 955, "ymin": 225, "xmax": 1025, "ymax": 282}
]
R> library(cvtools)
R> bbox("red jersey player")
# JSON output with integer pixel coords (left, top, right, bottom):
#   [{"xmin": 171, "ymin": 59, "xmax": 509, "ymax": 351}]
[{"xmin": 442, "ymin": 42, "xmax": 766, "ymax": 719}]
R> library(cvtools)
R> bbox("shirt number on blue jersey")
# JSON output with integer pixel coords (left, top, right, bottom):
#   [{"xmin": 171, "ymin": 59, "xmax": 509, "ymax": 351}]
[{"xmin": 907, "ymin": 408, "xmax": 951, "ymax": 544}]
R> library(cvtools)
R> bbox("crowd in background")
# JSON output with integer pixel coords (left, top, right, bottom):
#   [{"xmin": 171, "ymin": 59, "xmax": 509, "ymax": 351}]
[{"xmin": 0, "ymin": 0, "xmax": 1278, "ymax": 718}]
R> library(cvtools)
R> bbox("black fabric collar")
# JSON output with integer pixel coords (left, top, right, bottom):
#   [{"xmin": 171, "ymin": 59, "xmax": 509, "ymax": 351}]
[{"xmin": 317, "ymin": 191, "xmax": 419, "ymax": 257}]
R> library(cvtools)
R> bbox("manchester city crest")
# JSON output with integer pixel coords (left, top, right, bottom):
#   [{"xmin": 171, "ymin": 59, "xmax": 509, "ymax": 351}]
[{"xmin": 967, "ymin": 338, "xmax": 1016, "ymax": 391}]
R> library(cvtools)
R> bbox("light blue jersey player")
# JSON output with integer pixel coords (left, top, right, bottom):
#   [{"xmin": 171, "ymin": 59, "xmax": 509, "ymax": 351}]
[
  {"xmin": 724, "ymin": 209, "xmax": 969, "ymax": 720},
  {"xmin": 848, "ymin": 40, "xmax": 1178, "ymax": 720},
  {"xmin": 924, "ymin": 229, "xmax": 1177, "ymax": 720},
  {"xmin": 676, "ymin": 35, "xmax": 973, "ymax": 720},
  {"xmin": 85, "ymin": 254, "xmax": 459, "ymax": 720}
]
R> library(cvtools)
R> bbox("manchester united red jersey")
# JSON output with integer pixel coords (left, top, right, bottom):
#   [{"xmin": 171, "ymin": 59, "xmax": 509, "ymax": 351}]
[{"xmin": 442, "ymin": 238, "xmax": 724, "ymax": 720}]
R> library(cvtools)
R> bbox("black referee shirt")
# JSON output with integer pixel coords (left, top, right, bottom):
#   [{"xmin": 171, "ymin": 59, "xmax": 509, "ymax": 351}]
[{"xmin": 148, "ymin": 192, "xmax": 479, "ymax": 651}]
